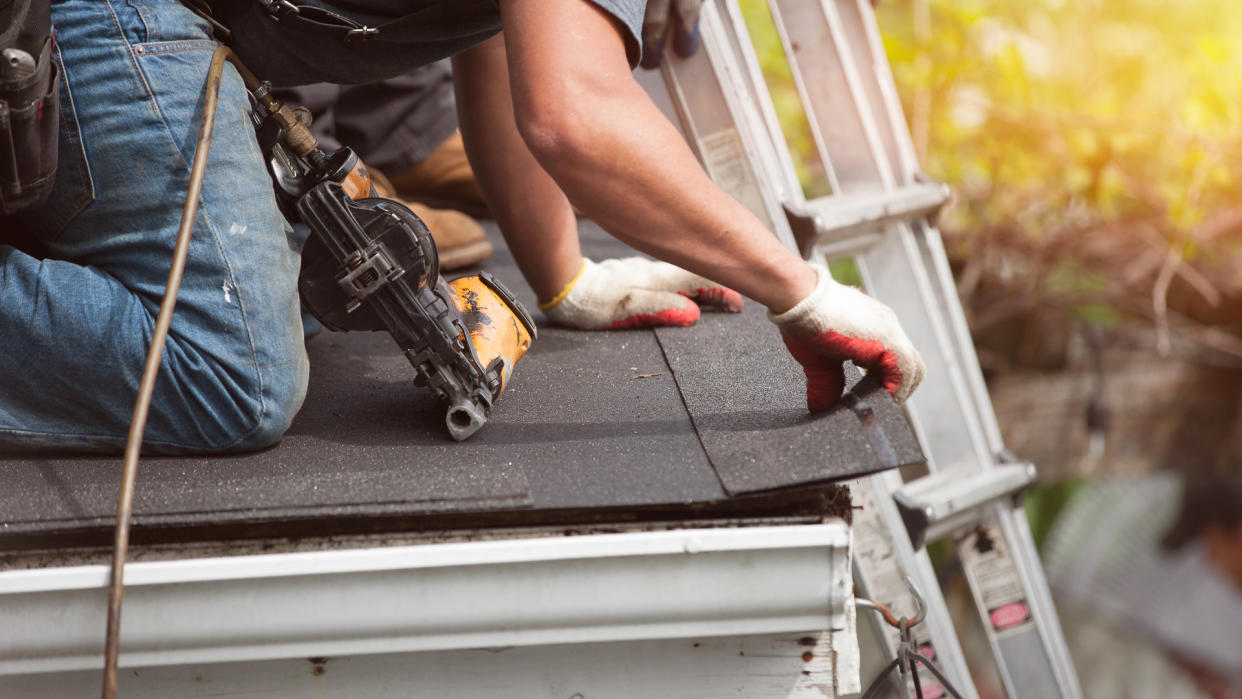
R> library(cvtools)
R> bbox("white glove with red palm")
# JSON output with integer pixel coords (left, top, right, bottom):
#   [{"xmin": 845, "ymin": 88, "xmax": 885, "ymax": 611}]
[
  {"xmin": 770, "ymin": 264, "xmax": 925, "ymax": 410},
  {"xmin": 539, "ymin": 257, "xmax": 743, "ymax": 330}
]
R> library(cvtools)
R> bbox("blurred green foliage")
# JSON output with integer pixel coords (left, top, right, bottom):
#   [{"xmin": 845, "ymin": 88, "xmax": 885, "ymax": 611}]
[
  {"xmin": 738, "ymin": 0, "xmax": 1242, "ymax": 345},
  {"xmin": 1024, "ymin": 479, "xmax": 1086, "ymax": 548},
  {"xmin": 873, "ymin": 0, "xmax": 1242, "ymax": 248}
]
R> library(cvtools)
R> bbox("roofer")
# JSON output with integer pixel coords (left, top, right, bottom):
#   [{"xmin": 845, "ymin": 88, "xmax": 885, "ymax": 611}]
[{"xmin": 0, "ymin": 0, "xmax": 924, "ymax": 454}]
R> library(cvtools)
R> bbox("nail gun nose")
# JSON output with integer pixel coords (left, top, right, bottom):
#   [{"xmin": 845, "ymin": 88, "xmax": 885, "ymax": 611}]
[{"xmin": 446, "ymin": 400, "xmax": 487, "ymax": 441}]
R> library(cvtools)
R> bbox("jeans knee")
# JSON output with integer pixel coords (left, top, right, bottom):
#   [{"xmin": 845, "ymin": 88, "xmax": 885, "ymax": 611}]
[{"xmin": 229, "ymin": 351, "xmax": 309, "ymax": 452}]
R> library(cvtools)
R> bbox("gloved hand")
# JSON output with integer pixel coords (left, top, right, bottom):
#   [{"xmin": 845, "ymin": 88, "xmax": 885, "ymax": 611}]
[
  {"xmin": 640, "ymin": 0, "xmax": 705, "ymax": 69},
  {"xmin": 539, "ymin": 257, "xmax": 743, "ymax": 330},
  {"xmin": 770, "ymin": 264, "xmax": 925, "ymax": 410}
]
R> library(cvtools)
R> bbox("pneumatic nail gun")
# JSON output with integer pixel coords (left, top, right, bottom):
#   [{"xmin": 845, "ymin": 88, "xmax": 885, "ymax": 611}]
[{"xmin": 247, "ymin": 82, "xmax": 536, "ymax": 441}]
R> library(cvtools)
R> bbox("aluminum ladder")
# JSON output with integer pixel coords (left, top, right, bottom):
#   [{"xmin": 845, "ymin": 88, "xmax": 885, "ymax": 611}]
[{"xmin": 653, "ymin": 1, "xmax": 1083, "ymax": 696}]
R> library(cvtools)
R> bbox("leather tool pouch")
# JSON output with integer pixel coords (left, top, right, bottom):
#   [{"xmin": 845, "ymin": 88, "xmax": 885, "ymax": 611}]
[{"xmin": 0, "ymin": 0, "xmax": 59, "ymax": 216}]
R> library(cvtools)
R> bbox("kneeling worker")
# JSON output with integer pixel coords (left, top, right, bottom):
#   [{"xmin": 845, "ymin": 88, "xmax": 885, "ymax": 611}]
[{"xmin": 0, "ymin": 0, "xmax": 924, "ymax": 453}]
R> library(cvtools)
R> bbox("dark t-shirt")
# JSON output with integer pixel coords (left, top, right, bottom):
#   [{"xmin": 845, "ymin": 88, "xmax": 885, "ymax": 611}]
[{"xmin": 226, "ymin": 0, "xmax": 645, "ymax": 86}]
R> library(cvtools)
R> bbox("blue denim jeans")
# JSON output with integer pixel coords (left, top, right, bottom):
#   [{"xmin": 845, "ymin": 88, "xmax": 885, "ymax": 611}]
[{"xmin": 0, "ymin": 0, "xmax": 309, "ymax": 453}]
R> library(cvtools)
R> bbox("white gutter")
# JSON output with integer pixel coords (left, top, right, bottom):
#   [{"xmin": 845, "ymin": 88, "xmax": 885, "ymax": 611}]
[{"xmin": 0, "ymin": 522, "xmax": 851, "ymax": 675}]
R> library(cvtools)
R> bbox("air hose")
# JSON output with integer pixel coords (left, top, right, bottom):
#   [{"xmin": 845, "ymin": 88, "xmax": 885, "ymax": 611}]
[{"xmin": 101, "ymin": 45, "xmax": 261, "ymax": 699}]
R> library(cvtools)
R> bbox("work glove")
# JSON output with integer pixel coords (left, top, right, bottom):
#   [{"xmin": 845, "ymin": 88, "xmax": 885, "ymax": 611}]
[
  {"xmin": 539, "ymin": 257, "xmax": 743, "ymax": 330},
  {"xmin": 640, "ymin": 0, "xmax": 705, "ymax": 69},
  {"xmin": 770, "ymin": 264, "xmax": 925, "ymax": 410}
]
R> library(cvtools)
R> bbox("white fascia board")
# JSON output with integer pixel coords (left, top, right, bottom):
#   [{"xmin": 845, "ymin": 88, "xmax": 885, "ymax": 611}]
[{"xmin": 0, "ymin": 523, "xmax": 851, "ymax": 676}]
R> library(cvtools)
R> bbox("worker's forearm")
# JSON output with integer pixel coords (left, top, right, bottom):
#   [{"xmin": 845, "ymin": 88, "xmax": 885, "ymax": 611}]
[
  {"xmin": 451, "ymin": 35, "xmax": 582, "ymax": 302},
  {"xmin": 540, "ymin": 86, "xmax": 815, "ymax": 313},
  {"xmin": 499, "ymin": 0, "xmax": 815, "ymax": 313}
]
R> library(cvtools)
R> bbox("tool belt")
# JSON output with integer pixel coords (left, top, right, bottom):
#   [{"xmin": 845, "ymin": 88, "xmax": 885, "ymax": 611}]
[{"xmin": 0, "ymin": 0, "xmax": 58, "ymax": 216}]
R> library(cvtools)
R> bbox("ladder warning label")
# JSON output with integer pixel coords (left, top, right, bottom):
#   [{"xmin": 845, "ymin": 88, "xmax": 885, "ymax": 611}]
[
  {"xmin": 914, "ymin": 643, "xmax": 946, "ymax": 699},
  {"xmin": 990, "ymin": 601, "xmax": 1031, "ymax": 630},
  {"xmin": 959, "ymin": 525, "xmax": 1034, "ymax": 639},
  {"xmin": 697, "ymin": 128, "xmax": 772, "ymax": 230}
]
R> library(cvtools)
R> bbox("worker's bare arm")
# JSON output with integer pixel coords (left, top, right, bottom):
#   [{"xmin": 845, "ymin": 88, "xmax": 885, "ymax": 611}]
[
  {"xmin": 453, "ymin": 23, "xmax": 741, "ymax": 331},
  {"xmin": 462, "ymin": 0, "xmax": 924, "ymax": 406},
  {"xmin": 452, "ymin": 34, "xmax": 583, "ymax": 303},
  {"xmin": 495, "ymin": 0, "xmax": 816, "ymax": 314}
]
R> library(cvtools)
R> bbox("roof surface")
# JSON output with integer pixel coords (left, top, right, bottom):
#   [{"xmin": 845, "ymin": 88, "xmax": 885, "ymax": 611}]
[{"xmin": 0, "ymin": 221, "xmax": 922, "ymax": 550}]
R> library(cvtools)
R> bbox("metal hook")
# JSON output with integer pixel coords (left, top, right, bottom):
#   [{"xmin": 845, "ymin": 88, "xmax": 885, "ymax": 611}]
[
  {"xmin": 857, "ymin": 577, "xmax": 967, "ymax": 699},
  {"xmin": 854, "ymin": 575, "xmax": 928, "ymax": 629}
]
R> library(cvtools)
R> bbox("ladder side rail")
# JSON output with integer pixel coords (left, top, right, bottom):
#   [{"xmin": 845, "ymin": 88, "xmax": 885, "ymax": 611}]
[
  {"xmin": 911, "ymin": 220, "xmax": 1009, "ymax": 452},
  {"xmin": 657, "ymin": 2, "xmax": 800, "ymax": 252},
  {"xmin": 839, "ymin": 0, "xmax": 921, "ymax": 182},
  {"xmin": 762, "ymin": 0, "xmax": 1002, "ymax": 475},
  {"xmin": 791, "ymin": 0, "xmax": 1002, "ymax": 469},
  {"xmin": 765, "ymin": 0, "xmax": 887, "ymax": 194},
  {"xmin": 852, "ymin": 233, "xmax": 1039, "ymax": 696}
]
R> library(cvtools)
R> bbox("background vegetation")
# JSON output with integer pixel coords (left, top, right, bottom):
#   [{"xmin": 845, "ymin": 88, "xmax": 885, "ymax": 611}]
[{"xmin": 741, "ymin": 0, "xmax": 1242, "ymax": 372}]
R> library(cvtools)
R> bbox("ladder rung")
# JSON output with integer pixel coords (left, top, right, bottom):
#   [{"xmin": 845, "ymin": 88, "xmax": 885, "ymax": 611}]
[
  {"xmin": 783, "ymin": 182, "xmax": 951, "ymax": 257},
  {"xmin": 893, "ymin": 463, "xmax": 1036, "ymax": 550}
]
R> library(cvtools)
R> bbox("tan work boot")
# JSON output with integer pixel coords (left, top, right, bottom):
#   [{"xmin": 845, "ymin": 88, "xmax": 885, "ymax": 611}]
[
  {"xmin": 370, "ymin": 168, "xmax": 493, "ymax": 271},
  {"xmin": 386, "ymin": 132, "xmax": 492, "ymax": 219}
]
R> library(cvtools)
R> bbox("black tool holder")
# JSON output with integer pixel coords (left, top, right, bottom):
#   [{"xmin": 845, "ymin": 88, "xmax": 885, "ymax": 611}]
[{"xmin": 0, "ymin": 0, "xmax": 59, "ymax": 216}]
